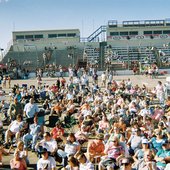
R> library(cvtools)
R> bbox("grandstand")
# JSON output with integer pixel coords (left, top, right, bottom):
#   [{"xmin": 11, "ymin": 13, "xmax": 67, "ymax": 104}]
[{"xmin": 2, "ymin": 19, "xmax": 170, "ymax": 71}]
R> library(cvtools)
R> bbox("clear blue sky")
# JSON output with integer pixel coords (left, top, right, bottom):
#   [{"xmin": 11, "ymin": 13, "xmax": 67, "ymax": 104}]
[{"xmin": 0, "ymin": 0, "xmax": 170, "ymax": 49}]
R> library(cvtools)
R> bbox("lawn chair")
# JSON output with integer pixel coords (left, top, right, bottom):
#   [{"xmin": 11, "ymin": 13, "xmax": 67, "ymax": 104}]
[{"xmin": 45, "ymin": 115, "xmax": 59, "ymax": 130}]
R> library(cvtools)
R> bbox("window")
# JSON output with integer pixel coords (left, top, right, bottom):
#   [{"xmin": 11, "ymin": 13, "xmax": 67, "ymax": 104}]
[
  {"xmin": 34, "ymin": 34, "xmax": 43, "ymax": 39},
  {"xmin": 120, "ymin": 32, "xmax": 128, "ymax": 36},
  {"xmin": 67, "ymin": 33, "xmax": 76, "ymax": 37},
  {"xmin": 129, "ymin": 31, "xmax": 138, "ymax": 35},
  {"xmin": 16, "ymin": 35, "xmax": 24, "ymax": 40},
  {"xmin": 143, "ymin": 31, "xmax": 152, "ymax": 35},
  {"xmin": 58, "ymin": 34, "xmax": 67, "ymax": 37},
  {"xmin": 163, "ymin": 30, "xmax": 170, "ymax": 34},
  {"xmin": 153, "ymin": 30, "xmax": 162, "ymax": 34},
  {"xmin": 25, "ymin": 35, "xmax": 33, "ymax": 39},
  {"xmin": 110, "ymin": 32, "xmax": 119, "ymax": 36},
  {"xmin": 48, "ymin": 34, "xmax": 57, "ymax": 38}
]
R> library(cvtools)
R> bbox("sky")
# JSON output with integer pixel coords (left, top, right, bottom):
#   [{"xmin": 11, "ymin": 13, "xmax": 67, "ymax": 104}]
[{"xmin": 0, "ymin": 0, "xmax": 170, "ymax": 50}]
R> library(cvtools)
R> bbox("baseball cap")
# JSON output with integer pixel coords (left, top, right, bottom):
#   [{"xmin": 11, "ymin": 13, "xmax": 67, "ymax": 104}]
[
  {"xmin": 142, "ymin": 139, "xmax": 149, "ymax": 144},
  {"xmin": 39, "ymin": 147, "xmax": 48, "ymax": 154}
]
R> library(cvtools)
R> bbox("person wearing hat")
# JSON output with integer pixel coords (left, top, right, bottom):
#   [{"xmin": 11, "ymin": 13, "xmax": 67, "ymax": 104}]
[
  {"xmin": 133, "ymin": 139, "xmax": 151, "ymax": 162},
  {"xmin": 37, "ymin": 147, "xmax": 56, "ymax": 170},
  {"xmin": 155, "ymin": 141, "xmax": 170, "ymax": 170},
  {"xmin": 87, "ymin": 133, "xmax": 105, "ymax": 162}
]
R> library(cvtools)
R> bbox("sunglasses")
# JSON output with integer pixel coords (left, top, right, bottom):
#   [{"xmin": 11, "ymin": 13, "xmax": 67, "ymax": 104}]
[
  {"xmin": 121, "ymin": 163, "xmax": 130, "ymax": 166},
  {"xmin": 112, "ymin": 141, "xmax": 117, "ymax": 143}
]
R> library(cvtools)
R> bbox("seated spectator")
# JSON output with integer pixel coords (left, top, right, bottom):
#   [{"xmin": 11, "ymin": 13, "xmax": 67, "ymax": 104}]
[
  {"xmin": 35, "ymin": 132, "xmax": 58, "ymax": 158},
  {"xmin": 10, "ymin": 150, "xmax": 27, "ymax": 170},
  {"xmin": 113, "ymin": 117, "xmax": 126, "ymax": 133},
  {"xmin": 120, "ymin": 156, "xmax": 135, "ymax": 170},
  {"xmin": 99, "ymin": 136, "xmax": 125, "ymax": 170},
  {"xmin": 50, "ymin": 101, "xmax": 63, "ymax": 116},
  {"xmin": 135, "ymin": 149, "xmax": 156, "ymax": 170},
  {"xmin": 98, "ymin": 114, "xmax": 110, "ymax": 133},
  {"xmin": 37, "ymin": 147, "xmax": 56, "ymax": 170},
  {"xmin": 66, "ymin": 99, "xmax": 75, "ymax": 114},
  {"xmin": 87, "ymin": 133, "xmax": 105, "ymax": 162},
  {"xmin": 50, "ymin": 121, "xmax": 64, "ymax": 142},
  {"xmin": 0, "ymin": 141, "xmax": 12, "ymax": 166},
  {"xmin": 155, "ymin": 141, "xmax": 170, "ymax": 170},
  {"xmin": 74, "ymin": 125, "xmax": 88, "ymax": 144},
  {"xmin": 109, "ymin": 127, "xmax": 125, "ymax": 142},
  {"xmin": 24, "ymin": 98, "xmax": 39, "ymax": 123},
  {"xmin": 77, "ymin": 153, "xmax": 94, "ymax": 170},
  {"xmin": 152, "ymin": 105, "xmax": 164, "ymax": 121},
  {"xmin": 57, "ymin": 133, "xmax": 80, "ymax": 167},
  {"xmin": 15, "ymin": 141, "xmax": 29, "ymax": 165},
  {"xmin": 4, "ymin": 114, "xmax": 23, "ymax": 147},
  {"xmin": 127, "ymin": 128, "xmax": 143, "ymax": 154},
  {"xmin": 133, "ymin": 139, "xmax": 152, "ymax": 162},
  {"xmin": 151, "ymin": 130, "xmax": 166, "ymax": 152},
  {"xmin": 23, "ymin": 116, "xmax": 41, "ymax": 150},
  {"xmin": 62, "ymin": 155, "xmax": 79, "ymax": 170},
  {"xmin": 81, "ymin": 115, "xmax": 95, "ymax": 134},
  {"xmin": 8, "ymin": 97, "xmax": 23, "ymax": 121}
]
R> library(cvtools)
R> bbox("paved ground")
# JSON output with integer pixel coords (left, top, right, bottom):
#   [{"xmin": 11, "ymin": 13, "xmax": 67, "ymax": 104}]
[{"xmin": 0, "ymin": 74, "xmax": 169, "ymax": 169}]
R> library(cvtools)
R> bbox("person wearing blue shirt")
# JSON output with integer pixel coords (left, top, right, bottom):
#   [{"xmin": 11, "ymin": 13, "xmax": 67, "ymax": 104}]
[{"xmin": 155, "ymin": 141, "xmax": 170, "ymax": 170}]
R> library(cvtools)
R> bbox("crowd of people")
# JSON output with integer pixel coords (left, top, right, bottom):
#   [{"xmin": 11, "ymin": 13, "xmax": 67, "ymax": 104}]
[{"xmin": 0, "ymin": 66, "xmax": 170, "ymax": 170}]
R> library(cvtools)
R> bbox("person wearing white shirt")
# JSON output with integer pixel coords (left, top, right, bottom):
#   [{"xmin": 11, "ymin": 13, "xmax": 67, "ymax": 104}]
[
  {"xmin": 77, "ymin": 153, "xmax": 94, "ymax": 170},
  {"xmin": 24, "ymin": 98, "xmax": 39, "ymax": 118},
  {"xmin": 5, "ymin": 114, "xmax": 23, "ymax": 146},
  {"xmin": 37, "ymin": 148, "xmax": 56, "ymax": 170},
  {"xmin": 35, "ymin": 132, "xmax": 58, "ymax": 155}
]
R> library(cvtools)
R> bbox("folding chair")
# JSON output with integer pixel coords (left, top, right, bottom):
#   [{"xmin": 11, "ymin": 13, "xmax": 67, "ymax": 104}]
[{"xmin": 45, "ymin": 115, "xmax": 59, "ymax": 130}]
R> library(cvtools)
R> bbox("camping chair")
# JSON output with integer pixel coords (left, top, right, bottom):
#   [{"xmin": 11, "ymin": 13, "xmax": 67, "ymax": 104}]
[
  {"xmin": 62, "ymin": 115, "xmax": 78, "ymax": 135},
  {"xmin": 45, "ymin": 115, "xmax": 59, "ymax": 130}
]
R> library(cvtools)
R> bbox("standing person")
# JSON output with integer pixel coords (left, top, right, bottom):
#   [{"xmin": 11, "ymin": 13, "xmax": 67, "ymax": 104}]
[
  {"xmin": 8, "ymin": 75, "xmax": 11, "ymax": 88},
  {"xmin": 2, "ymin": 76, "xmax": 6, "ymax": 88},
  {"xmin": 37, "ymin": 148, "xmax": 56, "ymax": 170},
  {"xmin": 101, "ymin": 72, "xmax": 107, "ymax": 87},
  {"xmin": 59, "ymin": 65, "xmax": 63, "ymax": 77},
  {"xmin": 37, "ymin": 75, "xmax": 42, "ymax": 88},
  {"xmin": 92, "ymin": 71, "xmax": 98, "ymax": 85},
  {"xmin": 155, "ymin": 81, "xmax": 165, "ymax": 104}
]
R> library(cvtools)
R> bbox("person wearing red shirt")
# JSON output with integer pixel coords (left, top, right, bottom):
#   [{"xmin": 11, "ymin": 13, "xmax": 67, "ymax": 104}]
[{"xmin": 50, "ymin": 122, "xmax": 64, "ymax": 142}]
